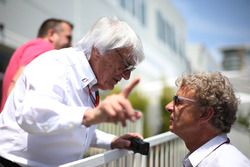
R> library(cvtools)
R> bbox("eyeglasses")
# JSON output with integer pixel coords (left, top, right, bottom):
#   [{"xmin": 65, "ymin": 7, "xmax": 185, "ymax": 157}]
[
  {"xmin": 173, "ymin": 95, "xmax": 196, "ymax": 105},
  {"xmin": 115, "ymin": 49, "xmax": 136, "ymax": 73}
]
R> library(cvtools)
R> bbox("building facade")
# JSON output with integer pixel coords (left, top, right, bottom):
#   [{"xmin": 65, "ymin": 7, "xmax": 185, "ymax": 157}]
[
  {"xmin": 220, "ymin": 45, "xmax": 250, "ymax": 130},
  {"xmin": 221, "ymin": 45, "xmax": 250, "ymax": 72},
  {"xmin": 187, "ymin": 43, "xmax": 220, "ymax": 72}
]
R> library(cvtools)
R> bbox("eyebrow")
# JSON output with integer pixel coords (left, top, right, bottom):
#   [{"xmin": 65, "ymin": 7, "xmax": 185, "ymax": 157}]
[{"xmin": 115, "ymin": 49, "xmax": 133, "ymax": 66}]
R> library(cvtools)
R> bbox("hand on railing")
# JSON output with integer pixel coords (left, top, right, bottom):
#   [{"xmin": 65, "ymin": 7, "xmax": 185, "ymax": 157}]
[
  {"xmin": 82, "ymin": 78, "xmax": 142, "ymax": 127},
  {"xmin": 111, "ymin": 134, "xmax": 149, "ymax": 155},
  {"xmin": 128, "ymin": 137, "xmax": 150, "ymax": 155},
  {"xmin": 110, "ymin": 133, "xmax": 143, "ymax": 149}
]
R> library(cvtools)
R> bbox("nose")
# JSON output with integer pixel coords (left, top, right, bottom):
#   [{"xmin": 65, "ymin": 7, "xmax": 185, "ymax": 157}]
[
  {"xmin": 165, "ymin": 101, "xmax": 174, "ymax": 113},
  {"xmin": 122, "ymin": 71, "xmax": 131, "ymax": 80}
]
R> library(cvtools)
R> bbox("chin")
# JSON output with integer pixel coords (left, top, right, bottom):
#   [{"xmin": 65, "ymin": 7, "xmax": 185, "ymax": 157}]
[
  {"xmin": 99, "ymin": 85, "xmax": 114, "ymax": 90},
  {"xmin": 169, "ymin": 126, "xmax": 174, "ymax": 132},
  {"xmin": 108, "ymin": 85, "xmax": 115, "ymax": 90},
  {"xmin": 106, "ymin": 82, "xmax": 116, "ymax": 90}
]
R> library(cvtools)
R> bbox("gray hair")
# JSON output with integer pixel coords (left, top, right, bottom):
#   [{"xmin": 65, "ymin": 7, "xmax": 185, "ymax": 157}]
[
  {"xmin": 176, "ymin": 72, "xmax": 239, "ymax": 133},
  {"xmin": 76, "ymin": 16, "xmax": 144, "ymax": 65}
]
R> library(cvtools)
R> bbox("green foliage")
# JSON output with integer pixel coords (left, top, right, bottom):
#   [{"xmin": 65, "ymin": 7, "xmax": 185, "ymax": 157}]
[
  {"xmin": 128, "ymin": 91, "xmax": 149, "ymax": 113},
  {"xmin": 109, "ymin": 86, "xmax": 121, "ymax": 94},
  {"xmin": 159, "ymin": 85, "xmax": 175, "ymax": 133},
  {"xmin": 129, "ymin": 90, "xmax": 150, "ymax": 137},
  {"xmin": 237, "ymin": 113, "xmax": 250, "ymax": 128}
]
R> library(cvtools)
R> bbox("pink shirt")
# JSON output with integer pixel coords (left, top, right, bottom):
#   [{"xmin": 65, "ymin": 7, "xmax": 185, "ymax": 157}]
[{"xmin": 1, "ymin": 38, "xmax": 54, "ymax": 111}]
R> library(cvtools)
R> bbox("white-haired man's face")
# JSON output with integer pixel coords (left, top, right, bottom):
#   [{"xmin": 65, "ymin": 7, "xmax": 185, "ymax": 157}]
[{"xmin": 90, "ymin": 47, "xmax": 136, "ymax": 90}]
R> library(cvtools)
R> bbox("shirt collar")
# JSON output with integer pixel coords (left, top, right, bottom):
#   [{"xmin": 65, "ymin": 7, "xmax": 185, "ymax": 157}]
[
  {"xmin": 74, "ymin": 47, "xmax": 98, "ymax": 90},
  {"xmin": 184, "ymin": 134, "xmax": 229, "ymax": 167}
]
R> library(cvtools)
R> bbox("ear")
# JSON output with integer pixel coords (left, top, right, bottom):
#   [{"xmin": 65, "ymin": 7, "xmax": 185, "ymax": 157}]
[
  {"xmin": 92, "ymin": 46, "xmax": 97, "ymax": 55},
  {"xmin": 199, "ymin": 107, "xmax": 214, "ymax": 123},
  {"xmin": 47, "ymin": 29, "xmax": 56, "ymax": 43},
  {"xmin": 91, "ymin": 47, "xmax": 101, "ymax": 59}
]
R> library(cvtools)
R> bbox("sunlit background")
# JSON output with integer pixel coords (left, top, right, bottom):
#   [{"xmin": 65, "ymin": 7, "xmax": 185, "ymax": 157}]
[{"xmin": 0, "ymin": 0, "xmax": 249, "ymax": 158}]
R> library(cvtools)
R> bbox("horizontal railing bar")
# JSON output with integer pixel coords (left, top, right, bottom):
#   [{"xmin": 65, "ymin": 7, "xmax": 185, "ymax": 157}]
[
  {"xmin": 60, "ymin": 132, "xmax": 178, "ymax": 167},
  {"xmin": 60, "ymin": 149, "xmax": 133, "ymax": 167}
]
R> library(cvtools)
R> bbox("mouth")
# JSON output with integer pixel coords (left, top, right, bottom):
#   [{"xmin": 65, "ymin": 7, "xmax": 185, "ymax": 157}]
[
  {"xmin": 170, "ymin": 115, "xmax": 174, "ymax": 122},
  {"xmin": 169, "ymin": 116, "xmax": 175, "ymax": 128}
]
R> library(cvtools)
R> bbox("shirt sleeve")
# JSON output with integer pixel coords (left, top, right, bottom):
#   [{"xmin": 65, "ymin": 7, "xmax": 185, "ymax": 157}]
[
  {"xmin": 90, "ymin": 129, "xmax": 116, "ymax": 149},
  {"xmin": 14, "ymin": 78, "xmax": 88, "ymax": 135},
  {"xmin": 13, "ymin": 54, "xmax": 89, "ymax": 135}
]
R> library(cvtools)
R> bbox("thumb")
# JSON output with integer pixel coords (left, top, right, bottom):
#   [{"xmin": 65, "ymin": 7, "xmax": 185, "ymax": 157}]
[{"xmin": 121, "ymin": 77, "xmax": 140, "ymax": 98}]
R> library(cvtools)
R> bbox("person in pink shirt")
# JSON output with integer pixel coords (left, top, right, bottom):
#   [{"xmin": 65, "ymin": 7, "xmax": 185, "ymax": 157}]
[{"xmin": 0, "ymin": 18, "xmax": 73, "ymax": 112}]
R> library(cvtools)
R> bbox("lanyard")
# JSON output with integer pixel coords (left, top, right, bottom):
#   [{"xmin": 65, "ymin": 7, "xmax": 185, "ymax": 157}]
[{"xmin": 87, "ymin": 85, "xmax": 99, "ymax": 107}]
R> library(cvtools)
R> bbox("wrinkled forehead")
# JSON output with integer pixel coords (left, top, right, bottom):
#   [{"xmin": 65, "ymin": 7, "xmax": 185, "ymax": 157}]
[{"xmin": 114, "ymin": 47, "xmax": 133, "ymax": 55}]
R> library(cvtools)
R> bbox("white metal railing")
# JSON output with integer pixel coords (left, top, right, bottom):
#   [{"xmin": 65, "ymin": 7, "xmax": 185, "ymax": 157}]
[
  {"xmin": 60, "ymin": 132, "xmax": 188, "ymax": 167},
  {"xmin": 97, "ymin": 118, "xmax": 143, "ymax": 136},
  {"xmin": 84, "ymin": 118, "xmax": 143, "ymax": 156}
]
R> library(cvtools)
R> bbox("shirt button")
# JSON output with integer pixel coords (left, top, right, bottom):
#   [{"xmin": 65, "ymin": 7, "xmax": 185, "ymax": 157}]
[{"xmin": 82, "ymin": 78, "xmax": 88, "ymax": 82}]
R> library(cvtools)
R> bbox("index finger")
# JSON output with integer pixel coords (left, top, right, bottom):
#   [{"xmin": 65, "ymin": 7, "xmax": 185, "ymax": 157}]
[{"xmin": 121, "ymin": 77, "xmax": 140, "ymax": 98}]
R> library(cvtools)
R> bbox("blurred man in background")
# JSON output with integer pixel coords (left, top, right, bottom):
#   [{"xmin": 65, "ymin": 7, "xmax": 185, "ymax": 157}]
[{"xmin": 0, "ymin": 18, "xmax": 73, "ymax": 112}]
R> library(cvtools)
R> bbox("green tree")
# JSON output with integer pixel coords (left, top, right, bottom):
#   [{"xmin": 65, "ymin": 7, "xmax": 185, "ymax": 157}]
[
  {"xmin": 128, "ymin": 90, "xmax": 149, "ymax": 137},
  {"xmin": 237, "ymin": 113, "xmax": 250, "ymax": 128},
  {"xmin": 159, "ymin": 85, "xmax": 175, "ymax": 133}
]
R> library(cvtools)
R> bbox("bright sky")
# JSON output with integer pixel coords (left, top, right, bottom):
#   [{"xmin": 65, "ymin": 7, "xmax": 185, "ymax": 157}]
[{"xmin": 171, "ymin": 0, "xmax": 250, "ymax": 63}]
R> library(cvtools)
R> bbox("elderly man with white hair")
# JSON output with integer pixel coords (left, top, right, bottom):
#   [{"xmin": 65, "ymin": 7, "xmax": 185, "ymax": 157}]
[{"xmin": 0, "ymin": 16, "xmax": 145, "ymax": 167}]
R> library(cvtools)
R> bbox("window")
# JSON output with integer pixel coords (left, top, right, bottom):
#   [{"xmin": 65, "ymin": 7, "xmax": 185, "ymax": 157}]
[
  {"xmin": 156, "ymin": 11, "xmax": 165, "ymax": 42},
  {"xmin": 223, "ymin": 51, "xmax": 241, "ymax": 71},
  {"xmin": 156, "ymin": 10, "xmax": 180, "ymax": 55},
  {"xmin": 119, "ymin": 0, "xmax": 146, "ymax": 25}
]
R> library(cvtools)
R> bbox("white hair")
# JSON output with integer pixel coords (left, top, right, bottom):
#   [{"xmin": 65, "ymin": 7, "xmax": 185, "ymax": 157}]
[{"xmin": 76, "ymin": 16, "xmax": 144, "ymax": 65}]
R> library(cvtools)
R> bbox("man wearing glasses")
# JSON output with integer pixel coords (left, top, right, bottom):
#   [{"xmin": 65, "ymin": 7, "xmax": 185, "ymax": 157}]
[
  {"xmin": 166, "ymin": 72, "xmax": 250, "ymax": 167},
  {"xmin": 0, "ymin": 17, "xmax": 144, "ymax": 167}
]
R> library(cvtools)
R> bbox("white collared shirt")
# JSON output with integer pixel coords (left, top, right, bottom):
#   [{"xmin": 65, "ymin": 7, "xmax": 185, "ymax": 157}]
[
  {"xmin": 0, "ymin": 47, "xmax": 115, "ymax": 167},
  {"xmin": 183, "ymin": 134, "xmax": 250, "ymax": 167}
]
